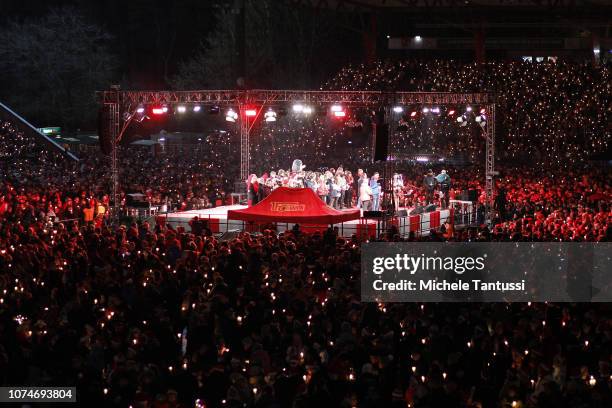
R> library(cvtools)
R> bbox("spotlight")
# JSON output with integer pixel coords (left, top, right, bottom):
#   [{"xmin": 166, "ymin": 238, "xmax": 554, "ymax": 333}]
[
  {"xmin": 264, "ymin": 109, "xmax": 277, "ymax": 122},
  {"xmin": 245, "ymin": 109, "xmax": 257, "ymax": 117},
  {"xmin": 302, "ymin": 106, "xmax": 313, "ymax": 115},
  {"xmin": 476, "ymin": 115, "xmax": 487, "ymax": 128},
  {"xmin": 176, "ymin": 105, "xmax": 187, "ymax": 114},
  {"xmin": 193, "ymin": 105, "xmax": 201, "ymax": 112},
  {"xmin": 415, "ymin": 35, "xmax": 422, "ymax": 42},
  {"xmin": 466, "ymin": 106, "xmax": 473, "ymax": 112},
  {"xmin": 292, "ymin": 104, "xmax": 304, "ymax": 113},
  {"xmin": 422, "ymin": 107, "xmax": 430, "ymax": 113},
  {"xmin": 162, "ymin": 105, "xmax": 169, "ymax": 113},
  {"xmin": 136, "ymin": 105, "xmax": 145, "ymax": 114},
  {"xmin": 209, "ymin": 106, "xmax": 220, "ymax": 114},
  {"xmin": 393, "ymin": 106, "xmax": 403, "ymax": 113},
  {"xmin": 431, "ymin": 107, "xmax": 440, "ymax": 114},
  {"xmin": 333, "ymin": 110, "xmax": 346, "ymax": 118},
  {"xmin": 330, "ymin": 104, "xmax": 343, "ymax": 112},
  {"xmin": 151, "ymin": 106, "xmax": 165, "ymax": 115},
  {"xmin": 447, "ymin": 109, "xmax": 456, "ymax": 116},
  {"xmin": 225, "ymin": 108, "xmax": 238, "ymax": 122},
  {"xmin": 457, "ymin": 115, "xmax": 468, "ymax": 127},
  {"xmin": 480, "ymin": 108, "xmax": 486, "ymax": 114},
  {"xmin": 416, "ymin": 156, "xmax": 429, "ymax": 162},
  {"xmin": 410, "ymin": 111, "xmax": 418, "ymax": 118}
]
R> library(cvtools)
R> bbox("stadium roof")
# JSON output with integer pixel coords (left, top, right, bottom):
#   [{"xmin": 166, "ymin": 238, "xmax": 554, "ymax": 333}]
[{"xmin": 290, "ymin": 0, "xmax": 611, "ymax": 10}]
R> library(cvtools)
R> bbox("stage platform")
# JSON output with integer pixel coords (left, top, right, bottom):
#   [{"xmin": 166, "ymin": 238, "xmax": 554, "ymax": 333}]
[{"xmin": 158, "ymin": 205, "xmax": 452, "ymax": 238}]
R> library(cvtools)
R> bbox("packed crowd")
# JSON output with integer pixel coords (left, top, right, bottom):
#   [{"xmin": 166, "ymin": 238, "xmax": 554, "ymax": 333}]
[
  {"xmin": 325, "ymin": 60, "xmax": 611, "ymax": 165},
  {"xmin": 0, "ymin": 58, "xmax": 611, "ymax": 408},
  {"xmin": 0, "ymin": 122, "xmax": 233, "ymax": 226}
]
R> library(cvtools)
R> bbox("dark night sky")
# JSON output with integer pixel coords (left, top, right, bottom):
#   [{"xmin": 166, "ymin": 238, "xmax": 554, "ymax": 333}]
[{"xmin": 2, "ymin": 0, "xmax": 220, "ymax": 88}]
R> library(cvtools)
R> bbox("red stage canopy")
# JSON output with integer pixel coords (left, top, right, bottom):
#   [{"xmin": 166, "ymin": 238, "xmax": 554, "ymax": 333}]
[{"xmin": 227, "ymin": 187, "xmax": 361, "ymax": 224}]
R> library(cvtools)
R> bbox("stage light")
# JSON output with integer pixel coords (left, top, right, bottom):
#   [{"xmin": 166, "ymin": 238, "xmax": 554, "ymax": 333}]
[
  {"xmin": 151, "ymin": 107, "xmax": 165, "ymax": 115},
  {"xmin": 448, "ymin": 109, "xmax": 456, "ymax": 116},
  {"xmin": 466, "ymin": 106, "xmax": 473, "ymax": 112},
  {"xmin": 457, "ymin": 115, "xmax": 468, "ymax": 127},
  {"xmin": 415, "ymin": 35, "xmax": 422, "ymax": 42},
  {"xmin": 416, "ymin": 156, "xmax": 429, "ymax": 162},
  {"xmin": 475, "ymin": 115, "xmax": 486, "ymax": 123},
  {"xmin": 264, "ymin": 109, "xmax": 277, "ymax": 122},
  {"xmin": 431, "ymin": 107, "xmax": 440, "ymax": 114},
  {"xmin": 176, "ymin": 105, "xmax": 187, "ymax": 114},
  {"xmin": 193, "ymin": 105, "xmax": 201, "ymax": 112},
  {"xmin": 422, "ymin": 107, "xmax": 430, "ymax": 113},
  {"xmin": 302, "ymin": 106, "xmax": 313, "ymax": 115},
  {"xmin": 209, "ymin": 106, "xmax": 220, "ymax": 114},
  {"xmin": 410, "ymin": 111, "xmax": 418, "ymax": 117},
  {"xmin": 225, "ymin": 108, "xmax": 238, "ymax": 122},
  {"xmin": 136, "ymin": 105, "xmax": 145, "ymax": 114},
  {"xmin": 292, "ymin": 104, "xmax": 304, "ymax": 113},
  {"xmin": 393, "ymin": 106, "xmax": 403, "ymax": 113},
  {"xmin": 480, "ymin": 108, "xmax": 486, "ymax": 114},
  {"xmin": 331, "ymin": 104, "xmax": 342, "ymax": 112},
  {"xmin": 162, "ymin": 105, "xmax": 169, "ymax": 113},
  {"xmin": 245, "ymin": 109, "xmax": 257, "ymax": 117},
  {"xmin": 333, "ymin": 110, "xmax": 346, "ymax": 118}
]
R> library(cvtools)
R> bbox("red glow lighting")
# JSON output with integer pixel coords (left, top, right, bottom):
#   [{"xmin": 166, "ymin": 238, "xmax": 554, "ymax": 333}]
[
  {"xmin": 448, "ymin": 110, "xmax": 456, "ymax": 116},
  {"xmin": 245, "ymin": 109, "xmax": 257, "ymax": 117},
  {"xmin": 410, "ymin": 111, "xmax": 418, "ymax": 117},
  {"xmin": 151, "ymin": 107, "xmax": 165, "ymax": 115}
]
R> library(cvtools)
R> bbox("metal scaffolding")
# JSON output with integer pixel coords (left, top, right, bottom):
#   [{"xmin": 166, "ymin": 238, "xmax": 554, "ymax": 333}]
[
  {"xmin": 98, "ymin": 88, "xmax": 496, "ymax": 223},
  {"xmin": 484, "ymin": 104, "xmax": 496, "ymax": 224}
]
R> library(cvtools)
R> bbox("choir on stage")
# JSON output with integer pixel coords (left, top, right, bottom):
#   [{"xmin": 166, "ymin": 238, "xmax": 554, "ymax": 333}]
[{"xmin": 246, "ymin": 163, "xmax": 452, "ymax": 211}]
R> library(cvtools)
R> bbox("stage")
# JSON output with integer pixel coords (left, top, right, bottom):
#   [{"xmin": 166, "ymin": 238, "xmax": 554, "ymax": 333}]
[{"xmin": 158, "ymin": 204, "xmax": 452, "ymax": 238}]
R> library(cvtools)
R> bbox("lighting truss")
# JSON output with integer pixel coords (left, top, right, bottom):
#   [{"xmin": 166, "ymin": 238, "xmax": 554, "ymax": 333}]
[{"xmin": 98, "ymin": 88, "xmax": 496, "ymax": 224}]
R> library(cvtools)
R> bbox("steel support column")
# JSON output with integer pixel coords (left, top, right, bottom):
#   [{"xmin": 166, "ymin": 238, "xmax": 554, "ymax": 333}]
[
  {"xmin": 239, "ymin": 104, "xmax": 250, "ymax": 181},
  {"xmin": 484, "ymin": 103, "xmax": 496, "ymax": 225}
]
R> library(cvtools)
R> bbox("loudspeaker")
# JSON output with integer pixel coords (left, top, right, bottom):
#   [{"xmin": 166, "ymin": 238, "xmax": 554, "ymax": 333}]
[
  {"xmin": 371, "ymin": 110, "xmax": 389, "ymax": 162},
  {"xmin": 468, "ymin": 189, "xmax": 478, "ymax": 202},
  {"xmin": 97, "ymin": 106, "xmax": 112, "ymax": 155},
  {"xmin": 363, "ymin": 210, "xmax": 384, "ymax": 218},
  {"xmin": 425, "ymin": 204, "xmax": 437, "ymax": 212},
  {"xmin": 410, "ymin": 206, "xmax": 424, "ymax": 215}
]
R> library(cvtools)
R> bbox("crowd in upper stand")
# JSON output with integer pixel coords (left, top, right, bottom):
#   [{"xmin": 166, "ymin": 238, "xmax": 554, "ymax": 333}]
[{"xmin": 325, "ymin": 60, "xmax": 611, "ymax": 165}]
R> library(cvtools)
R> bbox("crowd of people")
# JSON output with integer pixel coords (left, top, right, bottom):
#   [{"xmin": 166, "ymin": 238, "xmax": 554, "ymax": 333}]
[
  {"xmin": 325, "ymin": 59, "xmax": 611, "ymax": 165},
  {"xmin": 0, "ymin": 58, "xmax": 611, "ymax": 408}
]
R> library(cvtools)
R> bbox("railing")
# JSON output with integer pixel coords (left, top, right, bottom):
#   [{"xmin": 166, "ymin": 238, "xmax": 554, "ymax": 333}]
[{"xmin": 157, "ymin": 210, "xmax": 453, "ymax": 239}]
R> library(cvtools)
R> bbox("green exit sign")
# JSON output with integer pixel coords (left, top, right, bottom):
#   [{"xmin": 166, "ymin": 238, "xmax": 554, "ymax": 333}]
[{"xmin": 39, "ymin": 127, "xmax": 61, "ymax": 135}]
